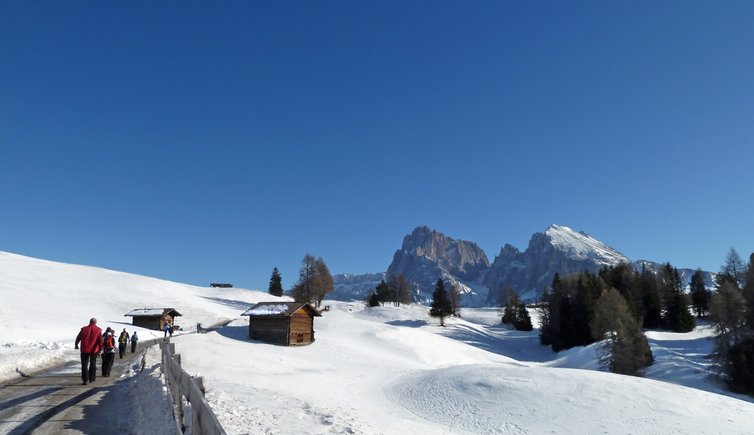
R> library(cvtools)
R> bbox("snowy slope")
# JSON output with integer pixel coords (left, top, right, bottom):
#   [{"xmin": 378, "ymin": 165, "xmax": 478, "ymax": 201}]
[
  {"xmin": 2, "ymin": 251, "xmax": 753, "ymax": 434},
  {"xmin": 545, "ymin": 224, "xmax": 630, "ymax": 265},
  {"xmin": 0, "ymin": 250, "xmax": 282, "ymax": 381}
]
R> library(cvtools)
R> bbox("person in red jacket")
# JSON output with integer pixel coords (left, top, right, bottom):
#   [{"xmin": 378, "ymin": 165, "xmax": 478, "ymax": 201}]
[{"xmin": 75, "ymin": 318, "xmax": 103, "ymax": 385}]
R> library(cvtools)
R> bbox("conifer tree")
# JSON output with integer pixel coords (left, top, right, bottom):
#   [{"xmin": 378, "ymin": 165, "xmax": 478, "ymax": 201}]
[
  {"xmin": 375, "ymin": 280, "xmax": 392, "ymax": 305},
  {"xmin": 366, "ymin": 292, "xmax": 381, "ymax": 307},
  {"xmin": 502, "ymin": 289, "xmax": 533, "ymax": 331},
  {"xmin": 710, "ymin": 252, "xmax": 754, "ymax": 395},
  {"xmin": 661, "ymin": 264, "xmax": 695, "ymax": 332},
  {"xmin": 690, "ymin": 269, "xmax": 710, "ymax": 317},
  {"xmin": 591, "ymin": 288, "xmax": 653, "ymax": 375},
  {"xmin": 742, "ymin": 253, "xmax": 754, "ymax": 326},
  {"xmin": 268, "ymin": 267, "xmax": 284, "ymax": 297},
  {"xmin": 719, "ymin": 248, "xmax": 745, "ymax": 287},
  {"xmin": 639, "ymin": 266, "xmax": 663, "ymax": 329},
  {"xmin": 429, "ymin": 278, "xmax": 452, "ymax": 326},
  {"xmin": 514, "ymin": 300, "xmax": 533, "ymax": 331}
]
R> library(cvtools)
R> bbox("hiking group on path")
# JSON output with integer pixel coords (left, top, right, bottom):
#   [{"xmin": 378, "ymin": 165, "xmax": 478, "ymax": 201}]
[{"xmin": 74, "ymin": 318, "xmax": 139, "ymax": 385}]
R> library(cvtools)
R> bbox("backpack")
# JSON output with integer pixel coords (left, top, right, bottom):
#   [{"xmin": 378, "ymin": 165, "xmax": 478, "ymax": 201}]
[{"xmin": 104, "ymin": 335, "xmax": 115, "ymax": 351}]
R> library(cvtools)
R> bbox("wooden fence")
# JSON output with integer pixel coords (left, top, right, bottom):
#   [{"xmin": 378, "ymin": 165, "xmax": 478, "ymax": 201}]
[{"xmin": 160, "ymin": 339, "xmax": 227, "ymax": 435}]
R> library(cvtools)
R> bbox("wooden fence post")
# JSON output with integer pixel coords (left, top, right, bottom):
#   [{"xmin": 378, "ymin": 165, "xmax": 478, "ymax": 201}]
[{"xmin": 160, "ymin": 339, "xmax": 226, "ymax": 435}]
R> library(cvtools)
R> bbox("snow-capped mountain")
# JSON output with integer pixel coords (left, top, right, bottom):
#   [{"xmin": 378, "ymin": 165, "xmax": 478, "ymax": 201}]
[
  {"xmin": 485, "ymin": 225, "xmax": 630, "ymax": 302},
  {"xmin": 332, "ymin": 224, "xmax": 717, "ymax": 306},
  {"xmin": 385, "ymin": 226, "xmax": 490, "ymax": 303}
]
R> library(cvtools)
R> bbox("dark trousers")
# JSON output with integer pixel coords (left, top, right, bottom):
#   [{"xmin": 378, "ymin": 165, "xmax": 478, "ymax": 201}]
[
  {"xmin": 131, "ymin": 341, "xmax": 137, "ymax": 353},
  {"xmin": 102, "ymin": 352, "xmax": 115, "ymax": 376},
  {"xmin": 80, "ymin": 353, "xmax": 97, "ymax": 383},
  {"xmin": 118, "ymin": 343, "xmax": 126, "ymax": 358}
]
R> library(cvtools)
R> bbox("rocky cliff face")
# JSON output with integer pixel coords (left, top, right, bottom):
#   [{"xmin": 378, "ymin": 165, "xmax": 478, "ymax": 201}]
[
  {"xmin": 386, "ymin": 226, "xmax": 490, "ymax": 303},
  {"xmin": 485, "ymin": 225, "xmax": 630, "ymax": 302}
]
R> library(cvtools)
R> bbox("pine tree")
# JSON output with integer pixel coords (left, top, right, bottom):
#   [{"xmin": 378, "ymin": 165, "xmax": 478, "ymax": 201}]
[
  {"xmin": 710, "ymin": 282, "xmax": 747, "ymax": 378},
  {"xmin": 267, "ymin": 267, "xmax": 284, "ymax": 297},
  {"xmin": 640, "ymin": 266, "xmax": 663, "ymax": 329},
  {"xmin": 514, "ymin": 301, "xmax": 533, "ymax": 331},
  {"xmin": 661, "ymin": 264, "xmax": 695, "ymax": 332},
  {"xmin": 429, "ymin": 278, "xmax": 452, "ymax": 326},
  {"xmin": 375, "ymin": 280, "xmax": 392, "ymax": 305},
  {"xmin": 366, "ymin": 292, "xmax": 381, "ymax": 307},
  {"xmin": 591, "ymin": 288, "xmax": 653, "ymax": 375},
  {"xmin": 501, "ymin": 289, "xmax": 532, "ymax": 331},
  {"xmin": 710, "ymin": 252, "xmax": 754, "ymax": 395},
  {"xmin": 742, "ymin": 253, "xmax": 754, "ymax": 327},
  {"xmin": 502, "ymin": 288, "xmax": 518, "ymax": 325},
  {"xmin": 690, "ymin": 269, "xmax": 710, "ymax": 317}
]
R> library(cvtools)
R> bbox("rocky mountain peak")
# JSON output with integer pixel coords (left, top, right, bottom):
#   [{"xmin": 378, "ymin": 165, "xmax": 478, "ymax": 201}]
[
  {"xmin": 485, "ymin": 225, "xmax": 630, "ymax": 302},
  {"xmin": 387, "ymin": 226, "xmax": 490, "ymax": 302}
]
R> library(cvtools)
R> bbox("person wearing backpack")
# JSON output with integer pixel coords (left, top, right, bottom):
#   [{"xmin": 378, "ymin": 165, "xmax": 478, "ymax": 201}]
[
  {"xmin": 118, "ymin": 329, "xmax": 129, "ymax": 359},
  {"xmin": 102, "ymin": 330, "xmax": 116, "ymax": 377},
  {"xmin": 131, "ymin": 331, "xmax": 139, "ymax": 353}
]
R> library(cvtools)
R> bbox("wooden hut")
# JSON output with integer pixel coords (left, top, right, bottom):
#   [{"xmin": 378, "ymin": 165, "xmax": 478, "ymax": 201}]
[
  {"xmin": 240, "ymin": 302, "xmax": 321, "ymax": 346},
  {"xmin": 125, "ymin": 308, "xmax": 182, "ymax": 331}
]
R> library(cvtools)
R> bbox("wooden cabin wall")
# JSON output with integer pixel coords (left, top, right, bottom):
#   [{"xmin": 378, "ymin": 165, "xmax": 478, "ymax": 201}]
[
  {"xmin": 132, "ymin": 317, "xmax": 161, "ymax": 330},
  {"xmin": 288, "ymin": 311, "xmax": 314, "ymax": 346},
  {"xmin": 249, "ymin": 318, "xmax": 289, "ymax": 345}
]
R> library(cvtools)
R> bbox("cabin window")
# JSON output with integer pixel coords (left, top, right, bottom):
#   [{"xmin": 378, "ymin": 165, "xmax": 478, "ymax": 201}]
[{"xmin": 296, "ymin": 333, "xmax": 304, "ymax": 343}]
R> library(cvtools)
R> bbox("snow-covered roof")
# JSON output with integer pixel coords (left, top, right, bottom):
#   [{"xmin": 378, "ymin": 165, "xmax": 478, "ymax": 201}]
[
  {"xmin": 240, "ymin": 302, "xmax": 321, "ymax": 317},
  {"xmin": 124, "ymin": 308, "xmax": 182, "ymax": 317}
]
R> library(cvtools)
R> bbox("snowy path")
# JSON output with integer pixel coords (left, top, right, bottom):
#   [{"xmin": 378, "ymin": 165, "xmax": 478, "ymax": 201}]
[{"xmin": 0, "ymin": 346, "xmax": 172, "ymax": 434}]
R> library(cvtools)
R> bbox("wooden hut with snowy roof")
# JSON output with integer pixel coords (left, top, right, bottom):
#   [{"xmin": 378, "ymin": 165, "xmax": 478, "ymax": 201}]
[
  {"xmin": 240, "ymin": 302, "xmax": 321, "ymax": 346},
  {"xmin": 125, "ymin": 308, "xmax": 182, "ymax": 331}
]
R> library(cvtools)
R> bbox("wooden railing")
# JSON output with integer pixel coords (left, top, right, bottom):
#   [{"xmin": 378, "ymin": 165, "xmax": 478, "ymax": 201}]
[{"xmin": 160, "ymin": 339, "xmax": 227, "ymax": 435}]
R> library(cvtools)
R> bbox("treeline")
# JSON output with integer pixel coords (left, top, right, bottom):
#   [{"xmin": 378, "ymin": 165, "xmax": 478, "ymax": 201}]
[
  {"xmin": 366, "ymin": 274, "xmax": 413, "ymax": 307},
  {"xmin": 537, "ymin": 261, "xmax": 702, "ymax": 375},
  {"xmin": 540, "ymin": 262, "xmax": 695, "ymax": 351}
]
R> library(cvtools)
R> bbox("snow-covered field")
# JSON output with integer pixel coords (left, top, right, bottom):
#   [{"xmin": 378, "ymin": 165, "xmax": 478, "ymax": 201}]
[{"xmin": 1, "ymin": 251, "xmax": 753, "ymax": 434}]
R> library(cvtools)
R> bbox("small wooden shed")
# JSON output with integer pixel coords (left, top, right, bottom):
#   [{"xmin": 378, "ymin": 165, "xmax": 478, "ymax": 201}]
[
  {"xmin": 125, "ymin": 308, "xmax": 182, "ymax": 331},
  {"xmin": 240, "ymin": 302, "xmax": 321, "ymax": 346}
]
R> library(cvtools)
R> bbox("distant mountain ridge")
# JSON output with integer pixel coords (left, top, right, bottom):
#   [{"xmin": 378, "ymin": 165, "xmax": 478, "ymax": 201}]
[
  {"xmin": 329, "ymin": 225, "xmax": 715, "ymax": 305},
  {"xmin": 484, "ymin": 225, "xmax": 630, "ymax": 302}
]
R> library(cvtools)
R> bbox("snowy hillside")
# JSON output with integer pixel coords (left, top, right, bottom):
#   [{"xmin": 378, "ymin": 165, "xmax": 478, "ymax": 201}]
[
  {"xmin": 1, "ymin": 251, "xmax": 753, "ymax": 434},
  {"xmin": 0, "ymin": 250, "xmax": 281, "ymax": 382},
  {"xmin": 545, "ymin": 224, "xmax": 630, "ymax": 265}
]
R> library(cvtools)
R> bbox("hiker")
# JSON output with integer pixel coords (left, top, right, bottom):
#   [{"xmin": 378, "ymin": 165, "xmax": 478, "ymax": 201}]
[
  {"xmin": 131, "ymin": 331, "xmax": 138, "ymax": 353},
  {"xmin": 118, "ymin": 329, "xmax": 129, "ymax": 358},
  {"xmin": 163, "ymin": 320, "xmax": 170, "ymax": 338},
  {"xmin": 102, "ymin": 330, "xmax": 116, "ymax": 377},
  {"xmin": 75, "ymin": 318, "xmax": 102, "ymax": 385},
  {"xmin": 168, "ymin": 324, "xmax": 174, "ymax": 338}
]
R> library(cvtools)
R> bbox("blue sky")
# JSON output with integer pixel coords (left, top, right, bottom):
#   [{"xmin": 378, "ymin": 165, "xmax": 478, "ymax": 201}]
[{"xmin": 1, "ymin": 2, "xmax": 753, "ymax": 290}]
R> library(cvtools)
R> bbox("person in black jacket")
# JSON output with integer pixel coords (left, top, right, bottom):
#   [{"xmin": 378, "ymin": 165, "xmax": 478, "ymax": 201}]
[
  {"xmin": 131, "ymin": 331, "xmax": 139, "ymax": 353},
  {"xmin": 118, "ymin": 329, "xmax": 129, "ymax": 359}
]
